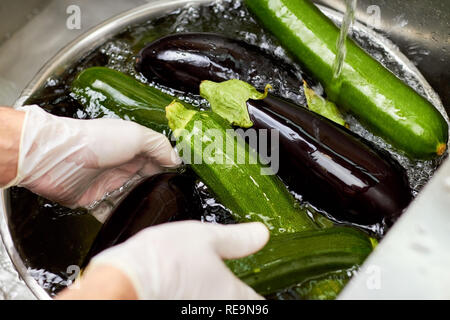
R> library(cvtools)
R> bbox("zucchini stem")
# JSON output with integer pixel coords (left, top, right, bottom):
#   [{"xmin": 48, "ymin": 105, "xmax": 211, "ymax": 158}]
[{"xmin": 166, "ymin": 101, "xmax": 197, "ymax": 138}]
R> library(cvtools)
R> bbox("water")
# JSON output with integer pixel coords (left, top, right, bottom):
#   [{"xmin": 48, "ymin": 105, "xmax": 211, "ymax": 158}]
[
  {"xmin": 7, "ymin": 0, "xmax": 449, "ymax": 298},
  {"xmin": 332, "ymin": 0, "xmax": 357, "ymax": 81}
]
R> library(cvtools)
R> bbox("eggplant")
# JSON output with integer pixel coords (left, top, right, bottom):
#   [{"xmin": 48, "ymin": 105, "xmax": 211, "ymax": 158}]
[
  {"xmin": 82, "ymin": 173, "xmax": 202, "ymax": 266},
  {"xmin": 136, "ymin": 32, "xmax": 310, "ymax": 99},
  {"xmin": 245, "ymin": 95, "xmax": 412, "ymax": 225}
]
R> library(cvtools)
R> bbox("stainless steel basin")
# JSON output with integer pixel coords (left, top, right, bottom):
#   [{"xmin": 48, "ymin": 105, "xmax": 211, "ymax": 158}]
[{"xmin": 0, "ymin": 0, "xmax": 449, "ymax": 300}]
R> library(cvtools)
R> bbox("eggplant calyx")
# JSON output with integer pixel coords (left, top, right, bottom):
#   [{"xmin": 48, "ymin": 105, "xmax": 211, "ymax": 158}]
[
  {"xmin": 200, "ymin": 79, "xmax": 271, "ymax": 128},
  {"xmin": 303, "ymin": 80, "xmax": 347, "ymax": 128}
]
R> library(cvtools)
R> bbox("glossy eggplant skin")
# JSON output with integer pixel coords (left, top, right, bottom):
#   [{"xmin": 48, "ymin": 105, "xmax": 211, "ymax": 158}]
[
  {"xmin": 246, "ymin": 95, "xmax": 412, "ymax": 225},
  {"xmin": 136, "ymin": 32, "xmax": 306, "ymax": 95},
  {"xmin": 83, "ymin": 173, "xmax": 202, "ymax": 266}
]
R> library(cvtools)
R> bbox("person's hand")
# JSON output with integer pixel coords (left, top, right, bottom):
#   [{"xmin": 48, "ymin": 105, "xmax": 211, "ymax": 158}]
[
  {"xmin": 4, "ymin": 105, "xmax": 180, "ymax": 214},
  {"xmin": 82, "ymin": 221, "xmax": 270, "ymax": 300}
]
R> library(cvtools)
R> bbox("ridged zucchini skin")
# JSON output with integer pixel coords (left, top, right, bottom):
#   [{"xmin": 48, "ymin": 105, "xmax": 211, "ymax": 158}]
[
  {"xmin": 245, "ymin": 0, "xmax": 448, "ymax": 159},
  {"xmin": 166, "ymin": 102, "xmax": 318, "ymax": 234},
  {"xmin": 227, "ymin": 227, "xmax": 373, "ymax": 295},
  {"xmin": 71, "ymin": 67, "xmax": 174, "ymax": 135}
]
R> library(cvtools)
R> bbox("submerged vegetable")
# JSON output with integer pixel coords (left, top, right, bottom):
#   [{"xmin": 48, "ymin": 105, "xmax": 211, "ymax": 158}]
[
  {"xmin": 201, "ymin": 80, "xmax": 412, "ymax": 225},
  {"xmin": 136, "ymin": 32, "xmax": 346, "ymax": 124},
  {"xmin": 244, "ymin": 0, "xmax": 448, "ymax": 159},
  {"xmin": 136, "ymin": 32, "xmax": 304, "ymax": 95},
  {"xmin": 227, "ymin": 227, "xmax": 373, "ymax": 296},
  {"xmin": 71, "ymin": 67, "xmax": 180, "ymax": 135},
  {"xmin": 82, "ymin": 173, "xmax": 201, "ymax": 267},
  {"xmin": 166, "ymin": 101, "xmax": 319, "ymax": 234}
]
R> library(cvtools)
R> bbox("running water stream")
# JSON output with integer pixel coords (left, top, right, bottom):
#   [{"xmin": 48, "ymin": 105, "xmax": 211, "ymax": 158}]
[{"xmin": 332, "ymin": 0, "xmax": 357, "ymax": 81}]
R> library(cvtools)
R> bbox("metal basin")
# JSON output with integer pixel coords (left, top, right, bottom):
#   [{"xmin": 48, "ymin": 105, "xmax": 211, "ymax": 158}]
[{"xmin": 0, "ymin": 0, "xmax": 449, "ymax": 300}]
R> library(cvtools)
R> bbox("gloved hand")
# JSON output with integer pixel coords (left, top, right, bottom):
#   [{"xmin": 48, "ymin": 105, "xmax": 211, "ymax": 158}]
[
  {"xmin": 87, "ymin": 221, "xmax": 270, "ymax": 300},
  {"xmin": 4, "ymin": 105, "xmax": 180, "ymax": 216}
]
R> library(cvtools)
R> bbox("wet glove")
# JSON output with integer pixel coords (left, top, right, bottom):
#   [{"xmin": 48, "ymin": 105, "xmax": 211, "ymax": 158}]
[
  {"xmin": 86, "ymin": 220, "xmax": 270, "ymax": 300},
  {"xmin": 4, "ymin": 105, "xmax": 180, "ymax": 219}
]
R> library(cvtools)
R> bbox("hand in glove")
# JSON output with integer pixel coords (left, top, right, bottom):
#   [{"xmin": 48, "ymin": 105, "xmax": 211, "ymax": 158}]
[
  {"xmin": 3, "ymin": 105, "xmax": 180, "ymax": 214},
  {"xmin": 65, "ymin": 221, "xmax": 270, "ymax": 300}
]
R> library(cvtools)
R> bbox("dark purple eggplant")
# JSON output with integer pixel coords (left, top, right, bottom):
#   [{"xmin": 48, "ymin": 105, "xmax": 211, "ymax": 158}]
[
  {"xmin": 82, "ymin": 173, "xmax": 202, "ymax": 266},
  {"xmin": 136, "ymin": 32, "xmax": 311, "ymax": 100},
  {"xmin": 245, "ymin": 95, "xmax": 412, "ymax": 225}
]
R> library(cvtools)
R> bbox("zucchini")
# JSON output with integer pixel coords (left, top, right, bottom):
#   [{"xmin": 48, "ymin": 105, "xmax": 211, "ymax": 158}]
[
  {"xmin": 227, "ymin": 226, "xmax": 373, "ymax": 296},
  {"xmin": 245, "ymin": 0, "xmax": 448, "ymax": 159},
  {"xmin": 71, "ymin": 67, "xmax": 176, "ymax": 135},
  {"xmin": 166, "ymin": 101, "xmax": 318, "ymax": 234}
]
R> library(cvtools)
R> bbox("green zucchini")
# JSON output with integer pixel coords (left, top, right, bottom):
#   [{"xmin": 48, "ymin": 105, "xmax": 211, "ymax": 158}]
[
  {"xmin": 71, "ymin": 67, "xmax": 176, "ymax": 135},
  {"xmin": 245, "ymin": 0, "xmax": 448, "ymax": 159},
  {"xmin": 166, "ymin": 101, "xmax": 318, "ymax": 234},
  {"xmin": 227, "ymin": 227, "xmax": 373, "ymax": 296}
]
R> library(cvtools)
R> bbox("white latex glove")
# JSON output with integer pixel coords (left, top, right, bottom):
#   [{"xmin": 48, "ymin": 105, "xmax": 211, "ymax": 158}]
[
  {"xmin": 5, "ymin": 105, "xmax": 181, "ymax": 216},
  {"xmin": 87, "ymin": 221, "xmax": 270, "ymax": 300}
]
